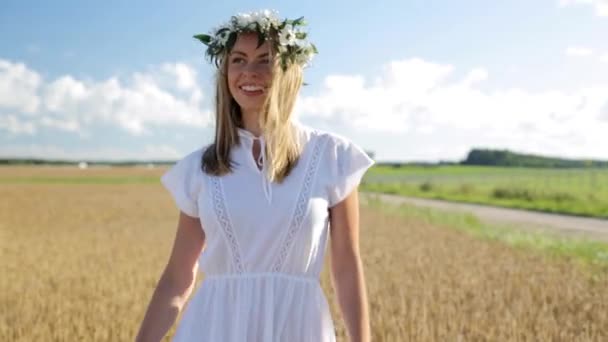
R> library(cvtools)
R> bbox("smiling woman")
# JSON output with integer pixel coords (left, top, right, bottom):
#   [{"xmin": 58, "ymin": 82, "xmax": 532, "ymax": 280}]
[{"xmin": 135, "ymin": 9, "xmax": 374, "ymax": 342}]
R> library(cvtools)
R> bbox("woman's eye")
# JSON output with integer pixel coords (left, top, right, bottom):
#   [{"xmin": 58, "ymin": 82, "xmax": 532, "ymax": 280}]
[
  {"xmin": 231, "ymin": 57, "xmax": 245, "ymax": 64},
  {"xmin": 259, "ymin": 59, "xmax": 270, "ymax": 64}
]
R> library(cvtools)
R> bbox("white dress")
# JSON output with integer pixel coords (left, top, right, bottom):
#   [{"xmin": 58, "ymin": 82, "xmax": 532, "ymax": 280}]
[{"xmin": 160, "ymin": 121, "xmax": 375, "ymax": 342}]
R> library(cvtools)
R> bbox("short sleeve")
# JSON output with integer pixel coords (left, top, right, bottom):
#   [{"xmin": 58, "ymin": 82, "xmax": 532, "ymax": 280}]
[
  {"xmin": 325, "ymin": 135, "xmax": 375, "ymax": 207},
  {"xmin": 160, "ymin": 149, "xmax": 203, "ymax": 218}
]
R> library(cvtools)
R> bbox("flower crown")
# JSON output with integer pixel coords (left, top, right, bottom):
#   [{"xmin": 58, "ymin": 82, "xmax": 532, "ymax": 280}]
[{"xmin": 193, "ymin": 10, "xmax": 318, "ymax": 70}]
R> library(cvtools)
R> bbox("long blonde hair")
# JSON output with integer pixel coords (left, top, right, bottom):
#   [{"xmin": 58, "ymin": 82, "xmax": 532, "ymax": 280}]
[{"xmin": 201, "ymin": 35, "xmax": 304, "ymax": 183}]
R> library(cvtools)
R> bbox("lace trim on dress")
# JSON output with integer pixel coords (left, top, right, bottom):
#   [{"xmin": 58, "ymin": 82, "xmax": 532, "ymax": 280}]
[
  {"xmin": 272, "ymin": 135, "xmax": 327, "ymax": 272},
  {"xmin": 211, "ymin": 176, "xmax": 245, "ymax": 273}
]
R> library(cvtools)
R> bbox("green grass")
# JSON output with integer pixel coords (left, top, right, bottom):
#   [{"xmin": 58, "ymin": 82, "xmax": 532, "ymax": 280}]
[
  {"xmin": 363, "ymin": 165, "xmax": 608, "ymax": 219},
  {"xmin": 364, "ymin": 194, "xmax": 608, "ymax": 272}
]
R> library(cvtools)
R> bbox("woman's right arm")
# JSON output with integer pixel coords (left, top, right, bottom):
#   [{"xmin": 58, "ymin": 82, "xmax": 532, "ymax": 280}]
[{"xmin": 135, "ymin": 212, "xmax": 206, "ymax": 342}]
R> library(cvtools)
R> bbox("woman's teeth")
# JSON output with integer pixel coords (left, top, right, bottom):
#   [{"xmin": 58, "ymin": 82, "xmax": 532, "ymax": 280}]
[{"xmin": 240, "ymin": 85, "xmax": 263, "ymax": 91}]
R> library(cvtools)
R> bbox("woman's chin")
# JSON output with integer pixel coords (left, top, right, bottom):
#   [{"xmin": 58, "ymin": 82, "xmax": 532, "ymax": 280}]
[
  {"xmin": 237, "ymin": 104, "xmax": 262, "ymax": 114},
  {"xmin": 236, "ymin": 100, "xmax": 266, "ymax": 114}
]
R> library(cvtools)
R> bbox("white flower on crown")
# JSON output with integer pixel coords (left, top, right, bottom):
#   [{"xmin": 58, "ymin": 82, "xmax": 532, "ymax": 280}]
[
  {"xmin": 295, "ymin": 48, "xmax": 314, "ymax": 67},
  {"xmin": 234, "ymin": 13, "xmax": 254, "ymax": 29},
  {"xmin": 267, "ymin": 10, "xmax": 281, "ymax": 26},
  {"xmin": 294, "ymin": 28, "xmax": 308, "ymax": 48},
  {"xmin": 253, "ymin": 10, "xmax": 278, "ymax": 29},
  {"xmin": 232, "ymin": 10, "xmax": 279, "ymax": 31},
  {"xmin": 279, "ymin": 24, "xmax": 296, "ymax": 46}
]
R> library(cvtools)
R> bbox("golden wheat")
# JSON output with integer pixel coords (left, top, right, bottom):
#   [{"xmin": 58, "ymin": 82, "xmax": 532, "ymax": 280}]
[{"xmin": 1, "ymin": 166, "xmax": 606, "ymax": 341}]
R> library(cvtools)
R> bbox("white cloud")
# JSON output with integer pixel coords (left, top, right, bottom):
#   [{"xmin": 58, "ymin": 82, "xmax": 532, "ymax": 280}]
[
  {"xmin": 44, "ymin": 76, "xmax": 88, "ymax": 112},
  {"xmin": 2, "ymin": 54, "xmax": 607, "ymax": 162},
  {"xmin": 296, "ymin": 57, "xmax": 608, "ymax": 161},
  {"xmin": 565, "ymin": 48, "xmax": 608, "ymax": 64},
  {"xmin": 0, "ymin": 60, "xmax": 41, "ymax": 113},
  {"xmin": 39, "ymin": 116, "xmax": 82, "ymax": 134},
  {"xmin": 0, "ymin": 114, "xmax": 36, "ymax": 135},
  {"xmin": 161, "ymin": 63, "xmax": 199, "ymax": 92},
  {"xmin": 0, "ymin": 59, "xmax": 214, "ymax": 161},
  {"xmin": 565, "ymin": 46, "xmax": 594, "ymax": 57},
  {"xmin": 378, "ymin": 58, "xmax": 454, "ymax": 96},
  {"xmin": 460, "ymin": 68, "xmax": 488, "ymax": 87},
  {"xmin": 558, "ymin": 0, "xmax": 608, "ymax": 17},
  {"xmin": 600, "ymin": 99, "xmax": 608, "ymax": 120},
  {"xmin": 0, "ymin": 58, "xmax": 212, "ymax": 137},
  {"xmin": 43, "ymin": 64, "xmax": 210, "ymax": 136},
  {"xmin": 297, "ymin": 58, "xmax": 457, "ymax": 132}
]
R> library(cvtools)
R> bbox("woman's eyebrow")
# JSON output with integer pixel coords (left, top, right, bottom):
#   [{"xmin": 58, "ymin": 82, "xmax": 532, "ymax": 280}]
[{"xmin": 230, "ymin": 50, "xmax": 269, "ymax": 58}]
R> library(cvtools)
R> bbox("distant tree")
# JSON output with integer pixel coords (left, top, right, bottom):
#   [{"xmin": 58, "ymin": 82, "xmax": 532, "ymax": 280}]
[{"xmin": 461, "ymin": 148, "xmax": 608, "ymax": 168}]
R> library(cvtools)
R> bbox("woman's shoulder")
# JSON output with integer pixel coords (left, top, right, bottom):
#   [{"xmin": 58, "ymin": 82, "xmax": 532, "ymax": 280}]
[
  {"xmin": 297, "ymin": 125, "xmax": 375, "ymax": 206},
  {"xmin": 160, "ymin": 144, "xmax": 212, "ymax": 217}
]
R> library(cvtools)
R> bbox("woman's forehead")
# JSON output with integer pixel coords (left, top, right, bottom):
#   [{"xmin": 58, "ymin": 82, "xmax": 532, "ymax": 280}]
[{"xmin": 231, "ymin": 32, "xmax": 272, "ymax": 54}]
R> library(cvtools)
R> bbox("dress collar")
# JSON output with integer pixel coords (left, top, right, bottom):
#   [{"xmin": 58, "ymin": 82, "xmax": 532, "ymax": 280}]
[
  {"xmin": 236, "ymin": 126, "xmax": 271, "ymax": 204},
  {"xmin": 236, "ymin": 127, "xmax": 264, "ymax": 140}
]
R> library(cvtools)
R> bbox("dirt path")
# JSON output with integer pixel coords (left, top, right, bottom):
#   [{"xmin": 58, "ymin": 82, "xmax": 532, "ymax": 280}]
[{"xmin": 362, "ymin": 192, "xmax": 608, "ymax": 242}]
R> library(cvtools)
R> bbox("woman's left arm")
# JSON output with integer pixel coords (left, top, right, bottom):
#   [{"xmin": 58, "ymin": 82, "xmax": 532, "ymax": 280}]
[{"xmin": 329, "ymin": 188, "xmax": 371, "ymax": 342}]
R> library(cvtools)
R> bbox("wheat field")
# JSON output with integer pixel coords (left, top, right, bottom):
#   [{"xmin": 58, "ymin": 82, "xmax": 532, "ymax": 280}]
[{"xmin": 1, "ymin": 166, "xmax": 607, "ymax": 341}]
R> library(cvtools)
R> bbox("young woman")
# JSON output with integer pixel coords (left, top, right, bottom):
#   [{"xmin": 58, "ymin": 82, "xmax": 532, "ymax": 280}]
[{"xmin": 136, "ymin": 10, "xmax": 374, "ymax": 342}]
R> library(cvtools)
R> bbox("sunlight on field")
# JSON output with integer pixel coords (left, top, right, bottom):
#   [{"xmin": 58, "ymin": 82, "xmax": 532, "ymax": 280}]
[{"xmin": 1, "ymin": 166, "xmax": 607, "ymax": 341}]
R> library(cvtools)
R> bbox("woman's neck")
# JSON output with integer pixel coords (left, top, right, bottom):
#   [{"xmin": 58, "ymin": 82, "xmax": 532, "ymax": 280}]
[{"xmin": 241, "ymin": 109, "xmax": 263, "ymax": 137}]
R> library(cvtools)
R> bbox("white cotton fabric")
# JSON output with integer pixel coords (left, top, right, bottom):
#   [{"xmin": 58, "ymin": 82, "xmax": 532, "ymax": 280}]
[{"xmin": 160, "ymin": 121, "xmax": 375, "ymax": 342}]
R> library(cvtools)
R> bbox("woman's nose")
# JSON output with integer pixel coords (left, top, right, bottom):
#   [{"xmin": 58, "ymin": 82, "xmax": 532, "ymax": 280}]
[
  {"xmin": 242, "ymin": 61, "xmax": 268, "ymax": 74},
  {"xmin": 243, "ymin": 62, "xmax": 257, "ymax": 73}
]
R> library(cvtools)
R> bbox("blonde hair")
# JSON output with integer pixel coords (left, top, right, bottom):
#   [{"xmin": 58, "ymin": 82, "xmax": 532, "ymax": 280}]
[{"xmin": 201, "ymin": 35, "xmax": 304, "ymax": 183}]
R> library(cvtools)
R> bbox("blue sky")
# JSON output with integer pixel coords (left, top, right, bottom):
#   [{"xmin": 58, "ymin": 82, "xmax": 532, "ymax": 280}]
[{"xmin": 1, "ymin": 0, "xmax": 607, "ymax": 162}]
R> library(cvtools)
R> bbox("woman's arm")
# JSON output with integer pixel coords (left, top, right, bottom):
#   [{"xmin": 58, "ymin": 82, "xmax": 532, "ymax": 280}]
[
  {"xmin": 135, "ymin": 212, "xmax": 206, "ymax": 342},
  {"xmin": 329, "ymin": 189, "xmax": 371, "ymax": 342}
]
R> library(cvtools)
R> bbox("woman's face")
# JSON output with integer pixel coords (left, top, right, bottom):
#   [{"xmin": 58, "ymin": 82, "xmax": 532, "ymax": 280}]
[{"xmin": 227, "ymin": 32, "xmax": 273, "ymax": 116}]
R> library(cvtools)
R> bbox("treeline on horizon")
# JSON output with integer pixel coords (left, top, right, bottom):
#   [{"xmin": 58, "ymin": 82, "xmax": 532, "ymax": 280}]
[
  {"xmin": 460, "ymin": 148, "xmax": 608, "ymax": 168},
  {"xmin": 1, "ymin": 148, "xmax": 607, "ymax": 168},
  {"xmin": 378, "ymin": 148, "xmax": 608, "ymax": 168}
]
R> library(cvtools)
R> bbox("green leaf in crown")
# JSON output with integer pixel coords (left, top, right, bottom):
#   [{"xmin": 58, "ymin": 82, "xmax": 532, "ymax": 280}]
[{"xmin": 193, "ymin": 34, "xmax": 212, "ymax": 45}]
